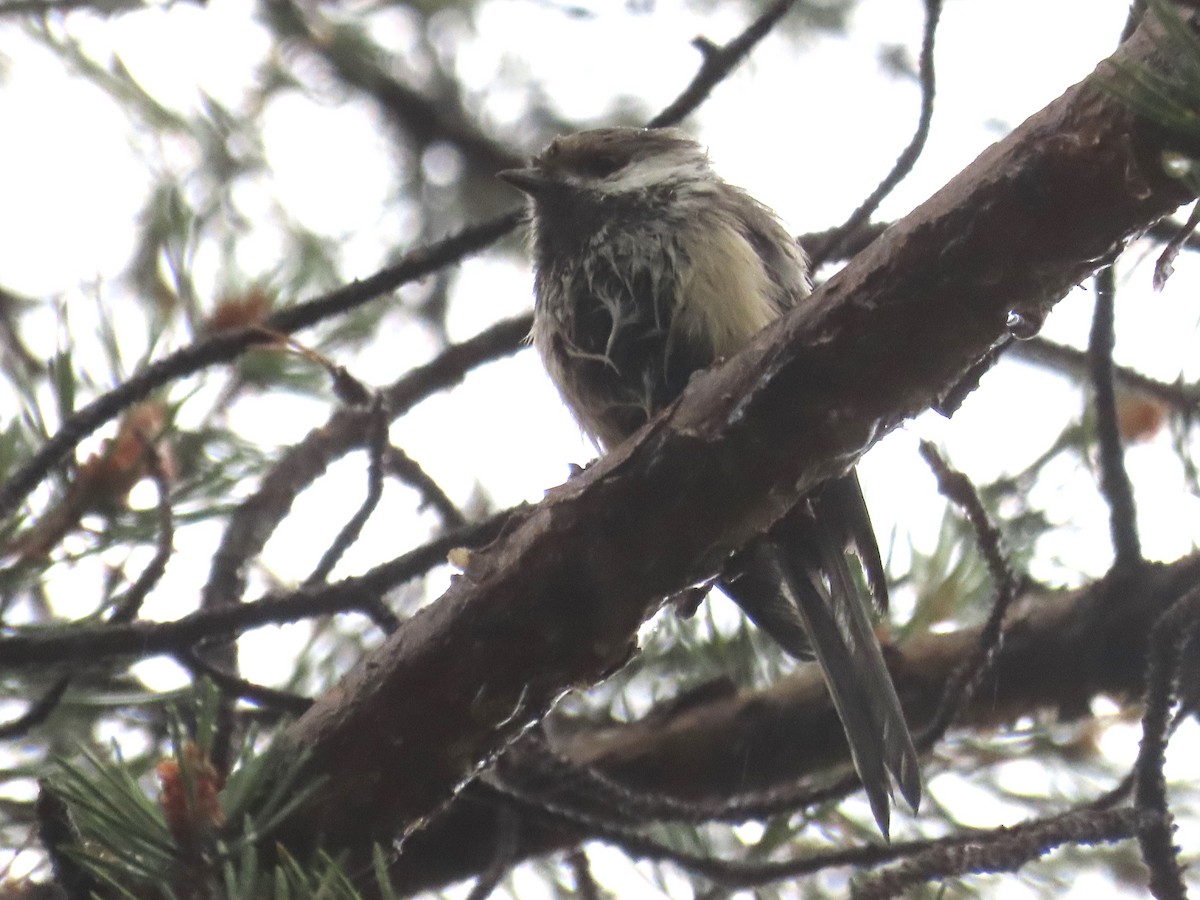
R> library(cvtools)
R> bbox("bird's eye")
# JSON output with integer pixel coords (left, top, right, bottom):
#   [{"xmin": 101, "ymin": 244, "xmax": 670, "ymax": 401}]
[{"xmin": 574, "ymin": 153, "xmax": 625, "ymax": 179}]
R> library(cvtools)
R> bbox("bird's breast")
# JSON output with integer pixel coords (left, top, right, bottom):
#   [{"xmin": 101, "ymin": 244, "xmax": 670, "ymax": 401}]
[{"xmin": 532, "ymin": 213, "xmax": 783, "ymax": 448}]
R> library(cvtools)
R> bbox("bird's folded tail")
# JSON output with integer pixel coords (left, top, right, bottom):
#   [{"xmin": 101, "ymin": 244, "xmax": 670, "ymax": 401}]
[{"xmin": 720, "ymin": 475, "xmax": 920, "ymax": 838}]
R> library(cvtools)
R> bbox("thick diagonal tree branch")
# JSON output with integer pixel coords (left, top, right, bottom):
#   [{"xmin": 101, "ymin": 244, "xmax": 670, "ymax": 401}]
[{"xmin": 275, "ymin": 13, "xmax": 1195, "ymax": 859}]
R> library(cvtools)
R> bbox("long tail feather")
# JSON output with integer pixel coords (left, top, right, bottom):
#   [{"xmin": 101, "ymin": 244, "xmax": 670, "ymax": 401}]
[
  {"xmin": 720, "ymin": 473, "xmax": 921, "ymax": 836},
  {"xmin": 816, "ymin": 472, "xmax": 890, "ymax": 613}
]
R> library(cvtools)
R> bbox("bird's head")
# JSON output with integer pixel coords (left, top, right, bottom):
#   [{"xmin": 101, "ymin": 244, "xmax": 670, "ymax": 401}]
[{"xmin": 498, "ymin": 127, "xmax": 714, "ymax": 210}]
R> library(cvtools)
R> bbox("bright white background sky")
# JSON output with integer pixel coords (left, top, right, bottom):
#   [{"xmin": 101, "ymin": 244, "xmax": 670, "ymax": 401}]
[{"xmin": 2, "ymin": 0, "xmax": 1199, "ymax": 895}]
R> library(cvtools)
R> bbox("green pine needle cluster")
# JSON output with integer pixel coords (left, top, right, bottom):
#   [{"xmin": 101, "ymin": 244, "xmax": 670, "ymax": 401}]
[{"xmin": 41, "ymin": 685, "xmax": 394, "ymax": 899}]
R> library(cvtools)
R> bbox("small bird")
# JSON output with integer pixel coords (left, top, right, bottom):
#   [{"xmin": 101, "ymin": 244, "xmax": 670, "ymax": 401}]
[{"xmin": 499, "ymin": 126, "xmax": 920, "ymax": 836}]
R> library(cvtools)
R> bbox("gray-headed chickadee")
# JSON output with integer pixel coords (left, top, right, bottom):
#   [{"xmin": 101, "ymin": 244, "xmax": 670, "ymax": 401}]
[{"xmin": 500, "ymin": 127, "xmax": 920, "ymax": 836}]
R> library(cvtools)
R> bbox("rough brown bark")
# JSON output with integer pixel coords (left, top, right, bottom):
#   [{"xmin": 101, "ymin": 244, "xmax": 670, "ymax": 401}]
[{"xmin": 276, "ymin": 11, "xmax": 1195, "ymax": 864}]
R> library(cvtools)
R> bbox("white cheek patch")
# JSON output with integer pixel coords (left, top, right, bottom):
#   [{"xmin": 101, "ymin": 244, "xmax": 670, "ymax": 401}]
[{"xmin": 592, "ymin": 155, "xmax": 713, "ymax": 194}]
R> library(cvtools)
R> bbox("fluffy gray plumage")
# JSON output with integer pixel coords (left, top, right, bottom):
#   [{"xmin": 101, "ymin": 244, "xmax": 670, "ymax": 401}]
[{"xmin": 500, "ymin": 126, "xmax": 920, "ymax": 837}]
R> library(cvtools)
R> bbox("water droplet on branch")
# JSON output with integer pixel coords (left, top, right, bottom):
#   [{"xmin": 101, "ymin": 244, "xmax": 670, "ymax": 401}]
[{"xmin": 1005, "ymin": 309, "xmax": 1044, "ymax": 340}]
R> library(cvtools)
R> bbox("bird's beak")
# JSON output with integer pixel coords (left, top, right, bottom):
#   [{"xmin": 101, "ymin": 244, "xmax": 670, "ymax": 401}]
[{"xmin": 497, "ymin": 167, "xmax": 557, "ymax": 196}]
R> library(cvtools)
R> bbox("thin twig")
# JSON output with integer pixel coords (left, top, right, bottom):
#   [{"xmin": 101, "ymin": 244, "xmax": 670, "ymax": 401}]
[
  {"xmin": 809, "ymin": 0, "xmax": 943, "ymax": 268},
  {"xmin": 799, "ymin": 221, "xmax": 891, "ymax": 266},
  {"xmin": 0, "ymin": 443, "xmax": 177, "ymax": 738},
  {"xmin": 265, "ymin": 0, "xmax": 522, "ymax": 175},
  {"xmin": 484, "ymin": 770, "xmax": 902, "ymax": 887},
  {"xmin": 0, "ymin": 677, "xmax": 70, "ymax": 739},
  {"xmin": 0, "ymin": 505, "xmax": 525, "ymax": 669},
  {"xmin": 916, "ymin": 442, "xmax": 1021, "ymax": 743},
  {"xmin": 177, "ymin": 649, "xmax": 313, "ymax": 717},
  {"xmin": 200, "ymin": 314, "xmax": 530, "ymax": 614},
  {"xmin": 1009, "ymin": 337, "xmax": 1200, "ymax": 416},
  {"xmin": 384, "ymin": 445, "xmax": 467, "ymax": 530},
  {"xmin": 1089, "ymin": 266, "xmax": 1143, "ymax": 570},
  {"xmin": 0, "ymin": 213, "xmax": 521, "ymax": 525},
  {"xmin": 648, "ymin": 0, "xmax": 802, "ymax": 128},
  {"xmin": 498, "ymin": 728, "xmax": 859, "ymax": 827},
  {"xmin": 496, "ymin": 767, "xmax": 1146, "ymax": 892},
  {"xmin": 1153, "ymin": 201, "xmax": 1200, "ymax": 290},
  {"xmin": 1133, "ymin": 587, "xmax": 1200, "ymax": 900},
  {"xmin": 304, "ymin": 398, "xmax": 390, "ymax": 586},
  {"xmin": 856, "ymin": 808, "xmax": 1146, "ymax": 900},
  {"xmin": 109, "ymin": 443, "xmax": 175, "ymax": 623},
  {"xmin": 359, "ymin": 596, "xmax": 402, "ymax": 635}
]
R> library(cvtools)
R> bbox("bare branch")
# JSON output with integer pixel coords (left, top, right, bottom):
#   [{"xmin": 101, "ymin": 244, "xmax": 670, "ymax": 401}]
[
  {"xmin": 811, "ymin": 0, "xmax": 943, "ymax": 267},
  {"xmin": 1134, "ymin": 586, "xmax": 1200, "ymax": 899},
  {"xmin": 304, "ymin": 398, "xmax": 390, "ymax": 587},
  {"xmin": 1089, "ymin": 266, "xmax": 1144, "ymax": 569},
  {"xmin": 200, "ymin": 314, "xmax": 530, "ymax": 612},
  {"xmin": 0, "ymin": 213, "xmax": 521, "ymax": 525},
  {"xmin": 649, "ymin": 0, "xmax": 802, "ymax": 128},
  {"xmin": 916, "ymin": 442, "xmax": 1021, "ymax": 743},
  {"xmin": 1008, "ymin": 336, "xmax": 1200, "ymax": 415},
  {"xmin": 0, "ymin": 506, "xmax": 524, "ymax": 668},
  {"xmin": 857, "ymin": 808, "xmax": 1147, "ymax": 900}
]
